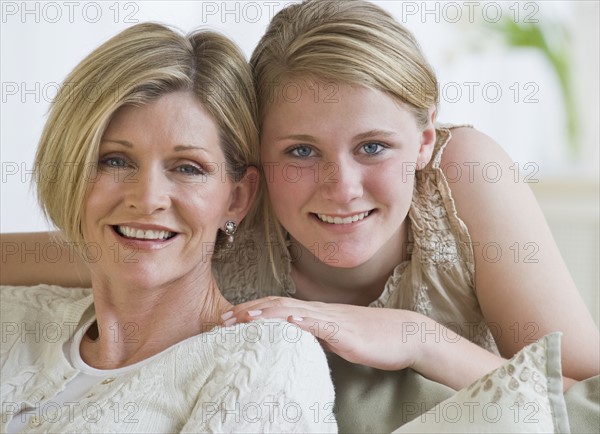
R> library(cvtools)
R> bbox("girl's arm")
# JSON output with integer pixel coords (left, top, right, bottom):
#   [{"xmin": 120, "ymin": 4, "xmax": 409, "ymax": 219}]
[
  {"xmin": 444, "ymin": 127, "xmax": 599, "ymax": 381},
  {"xmin": 1, "ymin": 232, "xmax": 91, "ymax": 287},
  {"xmin": 222, "ymin": 297, "xmax": 578, "ymax": 391}
]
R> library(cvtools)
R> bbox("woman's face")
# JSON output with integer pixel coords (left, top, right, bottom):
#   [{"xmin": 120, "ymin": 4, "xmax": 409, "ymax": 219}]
[
  {"xmin": 82, "ymin": 91, "xmax": 250, "ymax": 289},
  {"xmin": 261, "ymin": 82, "xmax": 435, "ymax": 267}
]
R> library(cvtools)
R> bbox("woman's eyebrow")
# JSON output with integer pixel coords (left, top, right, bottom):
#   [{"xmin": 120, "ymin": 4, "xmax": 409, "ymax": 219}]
[
  {"xmin": 100, "ymin": 140, "xmax": 209, "ymax": 153},
  {"xmin": 173, "ymin": 144, "xmax": 210, "ymax": 153},
  {"xmin": 101, "ymin": 139, "xmax": 133, "ymax": 148}
]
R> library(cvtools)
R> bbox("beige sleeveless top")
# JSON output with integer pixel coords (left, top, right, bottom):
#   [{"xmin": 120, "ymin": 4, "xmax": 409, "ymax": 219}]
[{"xmin": 214, "ymin": 124, "xmax": 498, "ymax": 354}]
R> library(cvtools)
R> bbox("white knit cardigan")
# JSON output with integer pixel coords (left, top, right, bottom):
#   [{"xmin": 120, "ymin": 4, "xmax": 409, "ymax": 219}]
[{"xmin": 0, "ymin": 285, "xmax": 337, "ymax": 433}]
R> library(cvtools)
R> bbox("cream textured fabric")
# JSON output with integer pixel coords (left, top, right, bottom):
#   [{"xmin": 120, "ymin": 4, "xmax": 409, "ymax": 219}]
[
  {"xmin": 0, "ymin": 285, "xmax": 337, "ymax": 433},
  {"xmin": 215, "ymin": 124, "xmax": 498, "ymax": 353},
  {"xmin": 393, "ymin": 333, "xmax": 570, "ymax": 433}
]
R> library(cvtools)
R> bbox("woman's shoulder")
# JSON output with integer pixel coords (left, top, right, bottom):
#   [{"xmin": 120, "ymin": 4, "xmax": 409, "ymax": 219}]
[
  {"xmin": 209, "ymin": 319, "xmax": 325, "ymax": 358},
  {"xmin": 182, "ymin": 319, "xmax": 336, "ymax": 432},
  {"xmin": 0, "ymin": 284, "xmax": 92, "ymax": 308},
  {"xmin": 0, "ymin": 285, "xmax": 93, "ymax": 349},
  {"xmin": 197, "ymin": 319, "xmax": 331, "ymax": 381},
  {"xmin": 189, "ymin": 319, "xmax": 333, "ymax": 396}
]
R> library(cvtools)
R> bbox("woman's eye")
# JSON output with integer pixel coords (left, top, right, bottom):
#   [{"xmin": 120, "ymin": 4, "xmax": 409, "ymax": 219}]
[
  {"xmin": 290, "ymin": 146, "xmax": 314, "ymax": 158},
  {"xmin": 100, "ymin": 156, "xmax": 128, "ymax": 168},
  {"xmin": 175, "ymin": 164, "xmax": 204, "ymax": 176},
  {"xmin": 361, "ymin": 142, "xmax": 385, "ymax": 155}
]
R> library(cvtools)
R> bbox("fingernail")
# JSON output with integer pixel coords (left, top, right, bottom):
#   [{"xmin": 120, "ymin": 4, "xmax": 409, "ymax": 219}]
[
  {"xmin": 291, "ymin": 316, "xmax": 303, "ymax": 322},
  {"xmin": 221, "ymin": 311, "xmax": 234, "ymax": 321},
  {"xmin": 248, "ymin": 310, "xmax": 262, "ymax": 317},
  {"xmin": 224, "ymin": 317, "xmax": 237, "ymax": 327}
]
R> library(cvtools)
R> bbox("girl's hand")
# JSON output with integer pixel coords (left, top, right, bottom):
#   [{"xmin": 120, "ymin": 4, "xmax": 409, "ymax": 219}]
[
  {"xmin": 221, "ymin": 296, "xmax": 422, "ymax": 371},
  {"xmin": 222, "ymin": 297, "xmax": 510, "ymax": 390}
]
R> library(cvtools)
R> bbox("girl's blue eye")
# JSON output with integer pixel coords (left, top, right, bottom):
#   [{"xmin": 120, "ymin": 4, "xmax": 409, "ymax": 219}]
[
  {"xmin": 176, "ymin": 164, "xmax": 203, "ymax": 176},
  {"xmin": 291, "ymin": 146, "xmax": 314, "ymax": 158},
  {"xmin": 362, "ymin": 142, "xmax": 384, "ymax": 155}
]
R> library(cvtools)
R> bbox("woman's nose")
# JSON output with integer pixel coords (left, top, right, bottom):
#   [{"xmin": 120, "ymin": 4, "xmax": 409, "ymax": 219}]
[{"xmin": 122, "ymin": 167, "xmax": 171, "ymax": 214}]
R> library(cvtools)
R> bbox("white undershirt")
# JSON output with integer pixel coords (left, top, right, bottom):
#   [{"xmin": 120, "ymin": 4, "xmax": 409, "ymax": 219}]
[{"xmin": 7, "ymin": 316, "xmax": 157, "ymax": 433}]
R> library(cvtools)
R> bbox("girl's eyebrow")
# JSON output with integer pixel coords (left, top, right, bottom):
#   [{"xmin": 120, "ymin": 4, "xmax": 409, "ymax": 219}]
[
  {"xmin": 353, "ymin": 130, "xmax": 396, "ymax": 141},
  {"xmin": 276, "ymin": 134, "xmax": 318, "ymax": 142},
  {"xmin": 276, "ymin": 130, "xmax": 396, "ymax": 143}
]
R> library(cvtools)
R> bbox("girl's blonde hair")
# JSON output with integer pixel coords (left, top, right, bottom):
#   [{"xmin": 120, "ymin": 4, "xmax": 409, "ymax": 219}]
[
  {"xmin": 251, "ymin": 0, "xmax": 438, "ymax": 126},
  {"xmin": 35, "ymin": 23, "xmax": 259, "ymax": 251}
]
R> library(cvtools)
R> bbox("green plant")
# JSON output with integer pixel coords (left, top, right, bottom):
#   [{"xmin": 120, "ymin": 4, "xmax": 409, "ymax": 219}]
[{"xmin": 491, "ymin": 17, "xmax": 578, "ymax": 156}]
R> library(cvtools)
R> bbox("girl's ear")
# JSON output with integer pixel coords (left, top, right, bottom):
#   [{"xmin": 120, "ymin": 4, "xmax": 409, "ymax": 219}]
[
  {"xmin": 416, "ymin": 106, "xmax": 437, "ymax": 171},
  {"xmin": 224, "ymin": 166, "xmax": 259, "ymax": 224}
]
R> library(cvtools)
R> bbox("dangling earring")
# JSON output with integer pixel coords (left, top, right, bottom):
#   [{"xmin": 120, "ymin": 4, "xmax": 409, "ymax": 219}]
[{"xmin": 223, "ymin": 220, "xmax": 237, "ymax": 247}]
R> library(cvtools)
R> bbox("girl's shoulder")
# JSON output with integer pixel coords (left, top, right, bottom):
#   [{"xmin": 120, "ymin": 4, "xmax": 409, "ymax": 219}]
[{"xmin": 438, "ymin": 125, "xmax": 510, "ymax": 169}]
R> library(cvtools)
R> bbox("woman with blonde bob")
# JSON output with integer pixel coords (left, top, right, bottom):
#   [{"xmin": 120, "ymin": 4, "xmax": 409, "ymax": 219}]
[
  {"xmin": 3, "ymin": 0, "xmax": 599, "ymax": 432},
  {"xmin": 0, "ymin": 22, "xmax": 336, "ymax": 433}
]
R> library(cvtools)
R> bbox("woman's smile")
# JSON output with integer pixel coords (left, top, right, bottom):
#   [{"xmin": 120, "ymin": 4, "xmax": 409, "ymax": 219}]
[{"xmin": 111, "ymin": 223, "xmax": 179, "ymax": 251}]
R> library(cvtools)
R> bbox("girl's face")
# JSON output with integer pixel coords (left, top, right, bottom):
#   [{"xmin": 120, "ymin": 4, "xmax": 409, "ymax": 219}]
[{"xmin": 261, "ymin": 82, "xmax": 435, "ymax": 268}]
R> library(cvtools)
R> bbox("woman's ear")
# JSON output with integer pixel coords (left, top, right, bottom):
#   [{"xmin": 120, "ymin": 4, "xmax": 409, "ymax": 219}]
[
  {"xmin": 416, "ymin": 106, "xmax": 437, "ymax": 171},
  {"xmin": 224, "ymin": 166, "xmax": 260, "ymax": 224}
]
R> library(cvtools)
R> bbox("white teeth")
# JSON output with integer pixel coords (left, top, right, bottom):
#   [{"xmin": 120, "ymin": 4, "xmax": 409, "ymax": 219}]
[
  {"xmin": 316, "ymin": 211, "xmax": 371, "ymax": 225},
  {"xmin": 117, "ymin": 226, "xmax": 175, "ymax": 240}
]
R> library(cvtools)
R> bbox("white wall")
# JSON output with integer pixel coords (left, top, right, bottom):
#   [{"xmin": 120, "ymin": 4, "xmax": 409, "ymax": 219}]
[{"xmin": 1, "ymin": 1, "xmax": 598, "ymax": 320}]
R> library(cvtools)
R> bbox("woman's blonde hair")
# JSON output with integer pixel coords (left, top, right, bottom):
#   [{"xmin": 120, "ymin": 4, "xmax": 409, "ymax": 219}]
[
  {"xmin": 34, "ymin": 23, "xmax": 259, "ymax": 250},
  {"xmin": 250, "ymin": 0, "xmax": 439, "ymax": 276}
]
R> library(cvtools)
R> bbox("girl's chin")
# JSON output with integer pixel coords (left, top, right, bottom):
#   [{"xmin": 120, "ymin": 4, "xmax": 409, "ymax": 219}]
[{"xmin": 313, "ymin": 250, "xmax": 375, "ymax": 269}]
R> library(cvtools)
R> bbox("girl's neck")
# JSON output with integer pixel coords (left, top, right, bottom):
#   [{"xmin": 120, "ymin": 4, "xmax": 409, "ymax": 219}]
[
  {"xmin": 290, "ymin": 220, "xmax": 410, "ymax": 306},
  {"xmin": 80, "ymin": 274, "xmax": 231, "ymax": 370}
]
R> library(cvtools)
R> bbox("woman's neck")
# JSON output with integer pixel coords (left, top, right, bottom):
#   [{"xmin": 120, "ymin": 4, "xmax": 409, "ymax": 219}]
[
  {"xmin": 81, "ymin": 273, "xmax": 231, "ymax": 370},
  {"xmin": 290, "ymin": 221, "xmax": 410, "ymax": 306}
]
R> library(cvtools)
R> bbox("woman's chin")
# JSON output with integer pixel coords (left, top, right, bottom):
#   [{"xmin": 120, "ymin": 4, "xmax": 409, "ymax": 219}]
[{"xmin": 91, "ymin": 264, "xmax": 172, "ymax": 291}]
